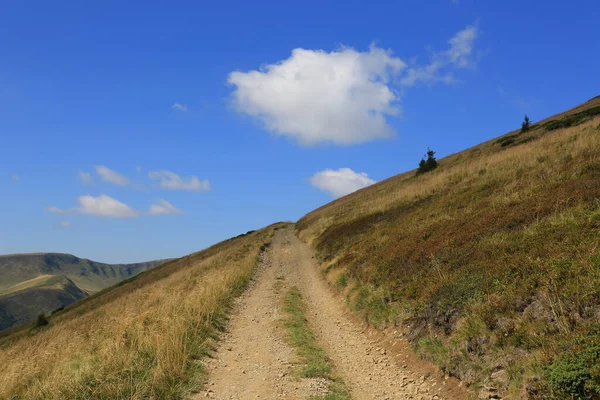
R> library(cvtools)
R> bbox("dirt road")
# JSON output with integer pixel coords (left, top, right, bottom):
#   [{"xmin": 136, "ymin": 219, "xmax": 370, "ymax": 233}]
[{"xmin": 196, "ymin": 225, "xmax": 467, "ymax": 399}]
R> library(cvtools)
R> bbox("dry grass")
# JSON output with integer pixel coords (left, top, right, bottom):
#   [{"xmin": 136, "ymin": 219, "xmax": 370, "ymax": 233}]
[
  {"xmin": 0, "ymin": 224, "xmax": 283, "ymax": 400},
  {"xmin": 296, "ymin": 96, "xmax": 600, "ymax": 398}
]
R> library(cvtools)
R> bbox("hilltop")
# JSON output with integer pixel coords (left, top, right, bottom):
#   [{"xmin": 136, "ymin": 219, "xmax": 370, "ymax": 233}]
[{"xmin": 0, "ymin": 253, "xmax": 169, "ymax": 330}]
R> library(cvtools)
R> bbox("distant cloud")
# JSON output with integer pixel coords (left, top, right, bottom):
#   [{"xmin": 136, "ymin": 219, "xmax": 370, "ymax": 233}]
[
  {"xmin": 228, "ymin": 24, "xmax": 480, "ymax": 145},
  {"xmin": 79, "ymin": 170, "xmax": 93, "ymax": 184},
  {"xmin": 136, "ymin": 166, "xmax": 142, "ymax": 172},
  {"xmin": 77, "ymin": 195, "xmax": 138, "ymax": 217},
  {"xmin": 172, "ymin": 103, "xmax": 187, "ymax": 112},
  {"xmin": 309, "ymin": 168, "xmax": 376, "ymax": 198},
  {"xmin": 400, "ymin": 24, "xmax": 479, "ymax": 87},
  {"xmin": 149, "ymin": 199, "xmax": 184, "ymax": 215},
  {"xmin": 11, "ymin": 174, "xmax": 20, "ymax": 181},
  {"xmin": 60, "ymin": 221, "xmax": 71, "ymax": 228},
  {"xmin": 95, "ymin": 165, "xmax": 130, "ymax": 186},
  {"xmin": 47, "ymin": 195, "xmax": 138, "ymax": 218},
  {"xmin": 148, "ymin": 170, "xmax": 211, "ymax": 191}
]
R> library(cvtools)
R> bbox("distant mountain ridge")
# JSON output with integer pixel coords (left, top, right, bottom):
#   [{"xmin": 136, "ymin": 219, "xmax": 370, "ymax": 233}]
[{"xmin": 0, "ymin": 252, "xmax": 170, "ymax": 330}]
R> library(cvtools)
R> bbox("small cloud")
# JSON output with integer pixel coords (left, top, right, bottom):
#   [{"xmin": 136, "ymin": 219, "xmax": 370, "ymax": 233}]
[
  {"xmin": 47, "ymin": 195, "xmax": 138, "ymax": 218},
  {"xmin": 148, "ymin": 170, "xmax": 211, "ymax": 191},
  {"xmin": 77, "ymin": 194, "xmax": 138, "ymax": 218},
  {"xmin": 47, "ymin": 206, "xmax": 68, "ymax": 214},
  {"xmin": 309, "ymin": 168, "xmax": 376, "ymax": 198},
  {"xmin": 79, "ymin": 170, "xmax": 93, "ymax": 184},
  {"xmin": 60, "ymin": 221, "xmax": 71, "ymax": 228},
  {"xmin": 172, "ymin": 103, "xmax": 187, "ymax": 112},
  {"xmin": 136, "ymin": 166, "xmax": 142, "ymax": 172},
  {"xmin": 149, "ymin": 199, "xmax": 184, "ymax": 215},
  {"xmin": 11, "ymin": 174, "xmax": 20, "ymax": 181},
  {"xmin": 400, "ymin": 24, "xmax": 480, "ymax": 87},
  {"xmin": 95, "ymin": 165, "xmax": 130, "ymax": 186}
]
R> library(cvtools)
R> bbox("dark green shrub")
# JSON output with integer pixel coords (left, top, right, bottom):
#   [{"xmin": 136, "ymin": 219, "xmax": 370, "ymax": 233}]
[
  {"xmin": 501, "ymin": 138, "xmax": 516, "ymax": 147},
  {"xmin": 517, "ymin": 136, "xmax": 539, "ymax": 145},
  {"xmin": 521, "ymin": 114, "xmax": 531, "ymax": 133},
  {"xmin": 35, "ymin": 313, "xmax": 49, "ymax": 327},
  {"xmin": 416, "ymin": 148, "xmax": 439, "ymax": 175},
  {"xmin": 496, "ymin": 134, "xmax": 519, "ymax": 147},
  {"xmin": 545, "ymin": 339, "xmax": 600, "ymax": 399},
  {"xmin": 542, "ymin": 106, "xmax": 600, "ymax": 132}
]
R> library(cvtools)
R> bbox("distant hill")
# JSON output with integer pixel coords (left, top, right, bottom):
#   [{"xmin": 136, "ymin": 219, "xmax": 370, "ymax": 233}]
[{"xmin": 0, "ymin": 253, "xmax": 169, "ymax": 330}]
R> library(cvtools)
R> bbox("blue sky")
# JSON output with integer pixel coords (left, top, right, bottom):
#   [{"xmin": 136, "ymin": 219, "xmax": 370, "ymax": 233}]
[{"xmin": 1, "ymin": 0, "xmax": 598, "ymax": 263}]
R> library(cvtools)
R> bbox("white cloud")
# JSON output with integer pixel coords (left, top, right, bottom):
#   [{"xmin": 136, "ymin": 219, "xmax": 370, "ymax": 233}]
[
  {"xmin": 309, "ymin": 168, "xmax": 376, "ymax": 198},
  {"xmin": 400, "ymin": 24, "xmax": 479, "ymax": 87},
  {"xmin": 95, "ymin": 165, "xmax": 130, "ymax": 186},
  {"xmin": 136, "ymin": 166, "xmax": 142, "ymax": 172},
  {"xmin": 149, "ymin": 199, "xmax": 184, "ymax": 215},
  {"xmin": 77, "ymin": 195, "xmax": 138, "ymax": 218},
  {"xmin": 47, "ymin": 195, "xmax": 138, "ymax": 218},
  {"xmin": 227, "ymin": 25, "xmax": 480, "ymax": 146},
  {"xmin": 47, "ymin": 206, "xmax": 68, "ymax": 214},
  {"xmin": 60, "ymin": 221, "xmax": 71, "ymax": 228},
  {"xmin": 79, "ymin": 170, "xmax": 93, "ymax": 184},
  {"xmin": 228, "ymin": 45, "xmax": 405, "ymax": 145},
  {"xmin": 11, "ymin": 174, "xmax": 20, "ymax": 181},
  {"xmin": 172, "ymin": 103, "xmax": 187, "ymax": 112},
  {"xmin": 148, "ymin": 170, "xmax": 211, "ymax": 191}
]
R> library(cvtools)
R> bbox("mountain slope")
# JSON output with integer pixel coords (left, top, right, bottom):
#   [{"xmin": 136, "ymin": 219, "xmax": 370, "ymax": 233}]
[
  {"xmin": 0, "ymin": 253, "xmax": 170, "ymax": 330},
  {"xmin": 296, "ymin": 96, "xmax": 600, "ymax": 398}
]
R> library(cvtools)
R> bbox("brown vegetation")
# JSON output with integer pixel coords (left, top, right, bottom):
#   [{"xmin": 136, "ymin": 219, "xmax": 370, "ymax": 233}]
[
  {"xmin": 0, "ymin": 224, "xmax": 282, "ymax": 399},
  {"xmin": 296, "ymin": 96, "xmax": 600, "ymax": 398}
]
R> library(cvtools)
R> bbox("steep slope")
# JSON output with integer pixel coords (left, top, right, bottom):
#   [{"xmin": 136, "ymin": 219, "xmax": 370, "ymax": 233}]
[
  {"xmin": 296, "ymin": 96, "xmax": 600, "ymax": 398},
  {"xmin": 0, "ymin": 225, "xmax": 279, "ymax": 399},
  {"xmin": 0, "ymin": 253, "xmax": 169, "ymax": 330}
]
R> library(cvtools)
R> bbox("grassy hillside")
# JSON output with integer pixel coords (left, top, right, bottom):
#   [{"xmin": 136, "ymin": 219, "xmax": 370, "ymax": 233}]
[
  {"xmin": 0, "ymin": 253, "xmax": 169, "ymax": 331},
  {"xmin": 296, "ymin": 96, "xmax": 600, "ymax": 399},
  {"xmin": 0, "ymin": 224, "xmax": 281, "ymax": 399}
]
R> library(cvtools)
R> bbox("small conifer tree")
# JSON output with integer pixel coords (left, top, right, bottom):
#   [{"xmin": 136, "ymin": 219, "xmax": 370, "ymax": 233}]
[
  {"xmin": 417, "ymin": 148, "xmax": 438, "ymax": 175},
  {"xmin": 521, "ymin": 114, "xmax": 531, "ymax": 133}
]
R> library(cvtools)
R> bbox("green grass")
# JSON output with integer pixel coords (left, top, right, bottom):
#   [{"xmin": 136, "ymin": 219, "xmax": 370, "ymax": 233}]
[{"xmin": 282, "ymin": 287, "xmax": 350, "ymax": 399}]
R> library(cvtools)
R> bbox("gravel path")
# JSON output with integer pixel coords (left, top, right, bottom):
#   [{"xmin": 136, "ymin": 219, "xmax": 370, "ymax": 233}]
[{"xmin": 195, "ymin": 225, "xmax": 467, "ymax": 399}]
